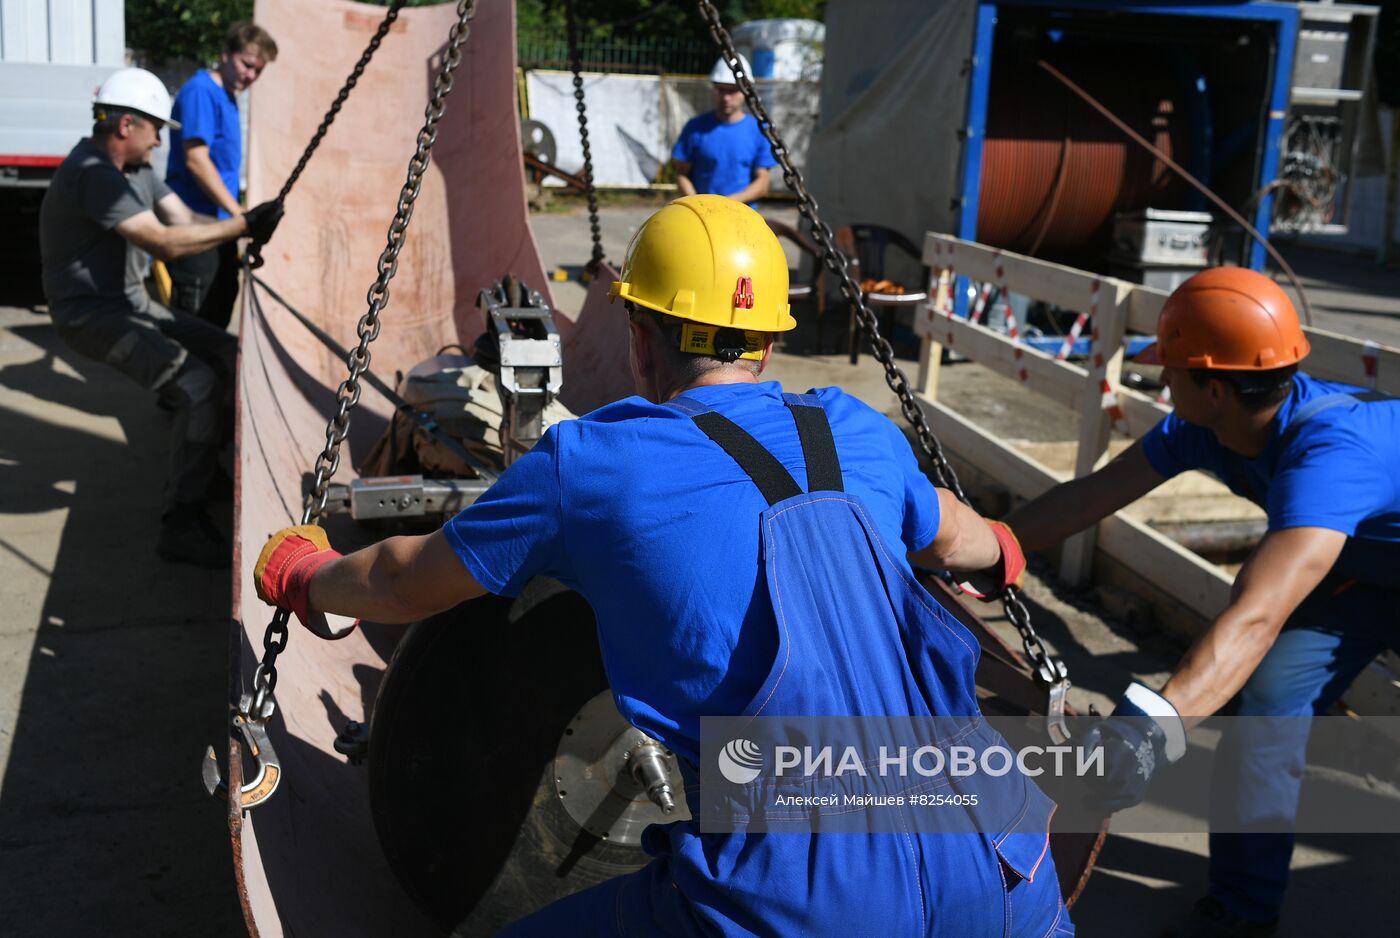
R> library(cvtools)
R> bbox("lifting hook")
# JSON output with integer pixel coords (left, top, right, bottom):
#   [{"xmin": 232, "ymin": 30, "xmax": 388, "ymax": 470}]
[{"xmin": 202, "ymin": 693, "xmax": 283, "ymax": 811}]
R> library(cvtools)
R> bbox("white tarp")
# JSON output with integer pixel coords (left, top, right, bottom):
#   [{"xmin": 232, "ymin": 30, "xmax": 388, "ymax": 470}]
[
  {"xmin": 806, "ymin": 0, "xmax": 976, "ymax": 260},
  {"xmin": 525, "ymin": 69, "xmax": 819, "ymax": 190}
]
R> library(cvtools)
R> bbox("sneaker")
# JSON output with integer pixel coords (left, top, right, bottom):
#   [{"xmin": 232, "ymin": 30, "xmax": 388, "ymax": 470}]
[
  {"xmin": 157, "ymin": 504, "xmax": 230, "ymax": 568},
  {"xmin": 1160, "ymin": 897, "xmax": 1279, "ymax": 938}
]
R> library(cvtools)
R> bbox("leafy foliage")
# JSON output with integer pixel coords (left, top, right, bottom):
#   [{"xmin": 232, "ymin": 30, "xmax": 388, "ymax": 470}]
[
  {"xmin": 127, "ymin": 0, "xmax": 825, "ymax": 67},
  {"xmin": 127, "ymin": 0, "xmax": 252, "ymax": 65}
]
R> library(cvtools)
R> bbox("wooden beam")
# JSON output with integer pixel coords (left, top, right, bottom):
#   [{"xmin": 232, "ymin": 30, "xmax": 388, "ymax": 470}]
[
  {"xmin": 1119, "ymin": 386, "xmax": 1173, "ymax": 438},
  {"xmin": 924, "ymin": 234, "xmax": 1142, "ymax": 320},
  {"xmin": 917, "ymin": 304, "xmax": 1089, "ymax": 412},
  {"xmin": 1062, "ymin": 287, "xmax": 1130, "ymax": 584},
  {"xmin": 916, "ymin": 394, "xmax": 1232, "ymax": 622},
  {"xmin": 1304, "ymin": 326, "xmax": 1400, "ymax": 394}
]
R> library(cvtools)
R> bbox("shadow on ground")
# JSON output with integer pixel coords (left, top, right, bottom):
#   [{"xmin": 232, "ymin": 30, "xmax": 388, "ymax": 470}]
[{"xmin": 0, "ymin": 314, "xmax": 243, "ymax": 936}]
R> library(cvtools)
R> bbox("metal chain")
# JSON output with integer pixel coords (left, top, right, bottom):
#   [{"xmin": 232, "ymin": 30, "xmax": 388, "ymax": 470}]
[
  {"xmin": 693, "ymin": 1, "xmax": 1066, "ymax": 693},
  {"xmin": 564, "ymin": 0, "xmax": 606, "ymax": 270},
  {"xmin": 250, "ymin": 0, "xmax": 479, "ymax": 710},
  {"xmin": 246, "ymin": 0, "xmax": 408, "ymax": 269}
]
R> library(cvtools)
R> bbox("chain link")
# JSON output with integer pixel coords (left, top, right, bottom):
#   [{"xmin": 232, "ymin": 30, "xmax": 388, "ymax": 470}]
[
  {"xmin": 693, "ymin": 1, "xmax": 1065, "ymax": 691},
  {"xmin": 250, "ymin": 0, "xmax": 479, "ymax": 707},
  {"xmin": 565, "ymin": 0, "xmax": 606, "ymax": 270},
  {"xmin": 246, "ymin": 0, "xmax": 407, "ymax": 269}
]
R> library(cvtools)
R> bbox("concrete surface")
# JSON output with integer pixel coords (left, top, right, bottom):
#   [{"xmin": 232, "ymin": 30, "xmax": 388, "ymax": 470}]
[{"xmin": 0, "ymin": 197, "xmax": 1397, "ymax": 936}]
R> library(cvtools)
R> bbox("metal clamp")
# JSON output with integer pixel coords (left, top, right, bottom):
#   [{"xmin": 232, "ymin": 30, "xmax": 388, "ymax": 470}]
[{"xmin": 202, "ymin": 693, "xmax": 282, "ymax": 812}]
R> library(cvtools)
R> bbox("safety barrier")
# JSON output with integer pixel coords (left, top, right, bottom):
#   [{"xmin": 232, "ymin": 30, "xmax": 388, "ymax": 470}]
[{"xmin": 913, "ymin": 233, "xmax": 1400, "ymax": 612}]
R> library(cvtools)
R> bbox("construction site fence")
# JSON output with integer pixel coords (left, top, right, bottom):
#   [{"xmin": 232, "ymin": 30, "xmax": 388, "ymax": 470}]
[
  {"xmin": 914, "ymin": 234, "xmax": 1400, "ymax": 717},
  {"xmin": 518, "ymin": 27, "xmax": 716, "ymax": 77},
  {"xmin": 521, "ymin": 68, "xmax": 819, "ymax": 191}
]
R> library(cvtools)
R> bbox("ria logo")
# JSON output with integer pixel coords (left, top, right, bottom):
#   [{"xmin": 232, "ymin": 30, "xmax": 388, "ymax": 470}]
[{"xmin": 718, "ymin": 738, "xmax": 763, "ymax": 784}]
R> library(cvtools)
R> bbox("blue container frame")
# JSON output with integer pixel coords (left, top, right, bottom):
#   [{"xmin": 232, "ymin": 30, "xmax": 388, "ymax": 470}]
[{"xmin": 951, "ymin": 0, "xmax": 1298, "ymax": 354}]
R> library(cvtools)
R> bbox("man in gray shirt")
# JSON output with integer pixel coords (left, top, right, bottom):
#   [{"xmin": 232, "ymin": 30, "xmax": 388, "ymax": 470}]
[{"xmin": 39, "ymin": 67, "xmax": 282, "ymax": 566}]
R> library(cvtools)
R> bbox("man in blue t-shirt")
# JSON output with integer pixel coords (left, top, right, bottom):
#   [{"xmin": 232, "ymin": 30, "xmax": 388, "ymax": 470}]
[
  {"xmin": 1004, "ymin": 267, "xmax": 1399, "ymax": 937},
  {"xmin": 252, "ymin": 197, "xmax": 1072, "ymax": 936},
  {"xmin": 165, "ymin": 22, "xmax": 278, "ymax": 328},
  {"xmin": 671, "ymin": 55, "xmax": 777, "ymax": 207}
]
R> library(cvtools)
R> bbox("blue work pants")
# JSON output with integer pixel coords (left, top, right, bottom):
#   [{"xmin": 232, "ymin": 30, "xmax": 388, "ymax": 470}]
[{"xmin": 1208, "ymin": 574, "xmax": 1400, "ymax": 922}]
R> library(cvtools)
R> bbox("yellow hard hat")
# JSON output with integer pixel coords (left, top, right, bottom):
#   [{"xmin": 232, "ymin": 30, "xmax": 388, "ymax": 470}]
[{"xmin": 609, "ymin": 195, "xmax": 796, "ymax": 336}]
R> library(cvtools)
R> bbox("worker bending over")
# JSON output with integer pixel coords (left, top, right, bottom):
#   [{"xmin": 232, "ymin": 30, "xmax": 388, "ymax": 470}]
[
  {"xmin": 671, "ymin": 55, "xmax": 777, "ymax": 206},
  {"xmin": 256, "ymin": 196, "xmax": 1072, "ymax": 936},
  {"xmin": 165, "ymin": 21, "xmax": 279, "ymax": 328},
  {"xmin": 39, "ymin": 68, "xmax": 282, "ymax": 565},
  {"xmin": 1003, "ymin": 267, "xmax": 1398, "ymax": 938}
]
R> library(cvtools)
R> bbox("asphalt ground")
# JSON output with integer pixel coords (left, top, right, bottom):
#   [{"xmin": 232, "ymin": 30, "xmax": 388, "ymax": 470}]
[{"xmin": 1, "ymin": 198, "xmax": 1398, "ymax": 935}]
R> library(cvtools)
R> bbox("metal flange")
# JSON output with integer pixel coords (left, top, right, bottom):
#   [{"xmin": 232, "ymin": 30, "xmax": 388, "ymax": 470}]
[{"xmin": 552, "ymin": 691, "xmax": 691, "ymax": 846}]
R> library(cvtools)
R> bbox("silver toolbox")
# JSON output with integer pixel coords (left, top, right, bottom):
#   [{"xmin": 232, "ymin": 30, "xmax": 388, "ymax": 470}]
[{"xmin": 1112, "ymin": 209, "xmax": 1213, "ymax": 267}]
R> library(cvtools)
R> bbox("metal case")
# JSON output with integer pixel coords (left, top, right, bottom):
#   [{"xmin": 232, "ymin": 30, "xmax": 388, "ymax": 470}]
[{"xmin": 1112, "ymin": 209, "xmax": 1214, "ymax": 268}]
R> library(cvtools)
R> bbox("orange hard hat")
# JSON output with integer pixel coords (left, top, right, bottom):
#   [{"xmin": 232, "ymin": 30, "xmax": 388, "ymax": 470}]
[{"xmin": 1136, "ymin": 267, "xmax": 1310, "ymax": 370}]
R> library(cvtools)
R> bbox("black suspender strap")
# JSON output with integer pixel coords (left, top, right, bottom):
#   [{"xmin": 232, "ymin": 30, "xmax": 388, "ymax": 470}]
[
  {"xmin": 690, "ymin": 411, "xmax": 803, "ymax": 506},
  {"xmin": 672, "ymin": 392, "xmax": 847, "ymax": 506},
  {"xmin": 784, "ymin": 395, "xmax": 844, "ymax": 493}
]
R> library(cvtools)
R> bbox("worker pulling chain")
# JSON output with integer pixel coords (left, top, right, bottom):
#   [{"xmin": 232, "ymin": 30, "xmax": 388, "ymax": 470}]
[{"xmin": 692, "ymin": 0, "xmax": 1070, "ymax": 740}]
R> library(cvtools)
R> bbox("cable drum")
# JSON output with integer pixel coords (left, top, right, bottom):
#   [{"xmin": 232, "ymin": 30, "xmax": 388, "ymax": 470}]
[{"xmin": 977, "ymin": 60, "xmax": 1193, "ymax": 263}]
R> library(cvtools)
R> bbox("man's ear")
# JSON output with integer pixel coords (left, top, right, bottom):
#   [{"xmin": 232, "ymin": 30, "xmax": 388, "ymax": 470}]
[
  {"xmin": 1207, "ymin": 375, "xmax": 1230, "ymax": 406},
  {"xmin": 758, "ymin": 336, "xmax": 773, "ymax": 374},
  {"xmin": 628, "ymin": 318, "xmax": 651, "ymax": 371}
]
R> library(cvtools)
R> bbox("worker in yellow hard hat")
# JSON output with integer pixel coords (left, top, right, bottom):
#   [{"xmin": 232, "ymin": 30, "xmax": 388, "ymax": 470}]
[
  {"xmin": 1002, "ymin": 266, "xmax": 1400, "ymax": 937},
  {"xmin": 253, "ymin": 195, "xmax": 1072, "ymax": 935}
]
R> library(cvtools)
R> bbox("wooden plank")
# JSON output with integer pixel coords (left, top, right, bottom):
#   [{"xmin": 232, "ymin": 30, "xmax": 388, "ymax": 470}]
[
  {"xmin": 916, "ymin": 394, "xmax": 1233, "ymax": 623},
  {"xmin": 1125, "ymin": 286, "xmax": 1169, "ymax": 335},
  {"xmin": 1062, "ymin": 285, "xmax": 1130, "ymax": 584},
  {"xmin": 1120, "ymin": 386, "xmax": 1172, "ymax": 438},
  {"xmin": 1097, "ymin": 515, "xmax": 1233, "ymax": 619},
  {"xmin": 917, "ymin": 395, "xmax": 1069, "ymax": 497},
  {"xmin": 917, "ymin": 302, "xmax": 1089, "ymax": 412},
  {"xmin": 924, "ymin": 233, "xmax": 1141, "ymax": 320},
  {"xmin": 1303, "ymin": 326, "xmax": 1400, "ymax": 394}
]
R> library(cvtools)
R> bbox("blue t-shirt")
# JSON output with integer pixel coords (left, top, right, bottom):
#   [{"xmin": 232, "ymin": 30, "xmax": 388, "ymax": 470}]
[
  {"xmin": 443, "ymin": 382, "xmax": 940, "ymax": 760},
  {"xmin": 1142, "ymin": 373, "xmax": 1400, "ymax": 550},
  {"xmin": 165, "ymin": 70, "xmax": 241, "ymax": 219},
  {"xmin": 671, "ymin": 112, "xmax": 777, "ymax": 206}
]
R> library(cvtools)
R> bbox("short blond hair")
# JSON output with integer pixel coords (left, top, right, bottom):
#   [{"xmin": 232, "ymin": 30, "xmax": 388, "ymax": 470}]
[{"xmin": 225, "ymin": 22, "xmax": 278, "ymax": 62}]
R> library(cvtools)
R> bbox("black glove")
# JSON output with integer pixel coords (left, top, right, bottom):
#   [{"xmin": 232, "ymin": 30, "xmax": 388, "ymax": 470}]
[
  {"xmin": 1078, "ymin": 682, "xmax": 1186, "ymax": 813},
  {"xmin": 243, "ymin": 200, "xmax": 285, "ymax": 246}
]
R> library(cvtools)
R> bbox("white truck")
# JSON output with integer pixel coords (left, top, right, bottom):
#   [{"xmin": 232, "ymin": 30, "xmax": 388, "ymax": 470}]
[{"xmin": 1, "ymin": 0, "xmax": 125, "ymax": 266}]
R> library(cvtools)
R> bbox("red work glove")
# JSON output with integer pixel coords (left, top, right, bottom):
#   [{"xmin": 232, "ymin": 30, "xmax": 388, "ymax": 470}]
[
  {"xmin": 254, "ymin": 524, "xmax": 358, "ymax": 640},
  {"xmin": 956, "ymin": 520, "xmax": 1026, "ymax": 601}
]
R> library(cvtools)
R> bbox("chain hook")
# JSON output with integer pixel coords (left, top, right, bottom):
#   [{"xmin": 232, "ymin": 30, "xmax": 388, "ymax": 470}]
[{"xmin": 212, "ymin": 0, "xmax": 481, "ymax": 812}]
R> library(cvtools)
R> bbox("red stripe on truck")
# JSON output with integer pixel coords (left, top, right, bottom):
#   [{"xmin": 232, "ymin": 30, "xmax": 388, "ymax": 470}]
[{"xmin": 0, "ymin": 155, "xmax": 64, "ymax": 167}]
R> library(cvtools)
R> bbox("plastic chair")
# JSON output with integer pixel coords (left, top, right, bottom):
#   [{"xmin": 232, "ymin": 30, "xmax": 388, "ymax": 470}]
[
  {"xmin": 835, "ymin": 224, "xmax": 929, "ymax": 364},
  {"xmin": 764, "ymin": 217, "xmax": 828, "ymax": 351}
]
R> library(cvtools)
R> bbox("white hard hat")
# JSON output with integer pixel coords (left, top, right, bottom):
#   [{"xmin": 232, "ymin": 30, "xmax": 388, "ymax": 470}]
[
  {"xmin": 709, "ymin": 53, "xmax": 754, "ymax": 86},
  {"xmin": 94, "ymin": 68, "xmax": 180, "ymax": 128}
]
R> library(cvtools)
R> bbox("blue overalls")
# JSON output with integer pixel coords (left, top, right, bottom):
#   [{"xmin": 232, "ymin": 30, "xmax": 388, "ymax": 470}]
[
  {"xmin": 499, "ymin": 394, "xmax": 1071, "ymax": 937},
  {"xmin": 1207, "ymin": 391, "xmax": 1400, "ymax": 923}
]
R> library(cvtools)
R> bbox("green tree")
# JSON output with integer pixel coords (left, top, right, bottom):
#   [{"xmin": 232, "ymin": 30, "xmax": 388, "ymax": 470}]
[
  {"xmin": 519, "ymin": 0, "xmax": 824, "ymax": 44},
  {"xmin": 126, "ymin": 0, "xmax": 252, "ymax": 65},
  {"xmin": 126, "ymin": 0, "xmax": 824, "ymax": 66}
]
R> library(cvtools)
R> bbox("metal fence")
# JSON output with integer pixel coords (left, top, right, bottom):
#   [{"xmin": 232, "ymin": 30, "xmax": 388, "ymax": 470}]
[{"xmin": 517, "ymin": 28, "xmax": 714, "ymax": 76}]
